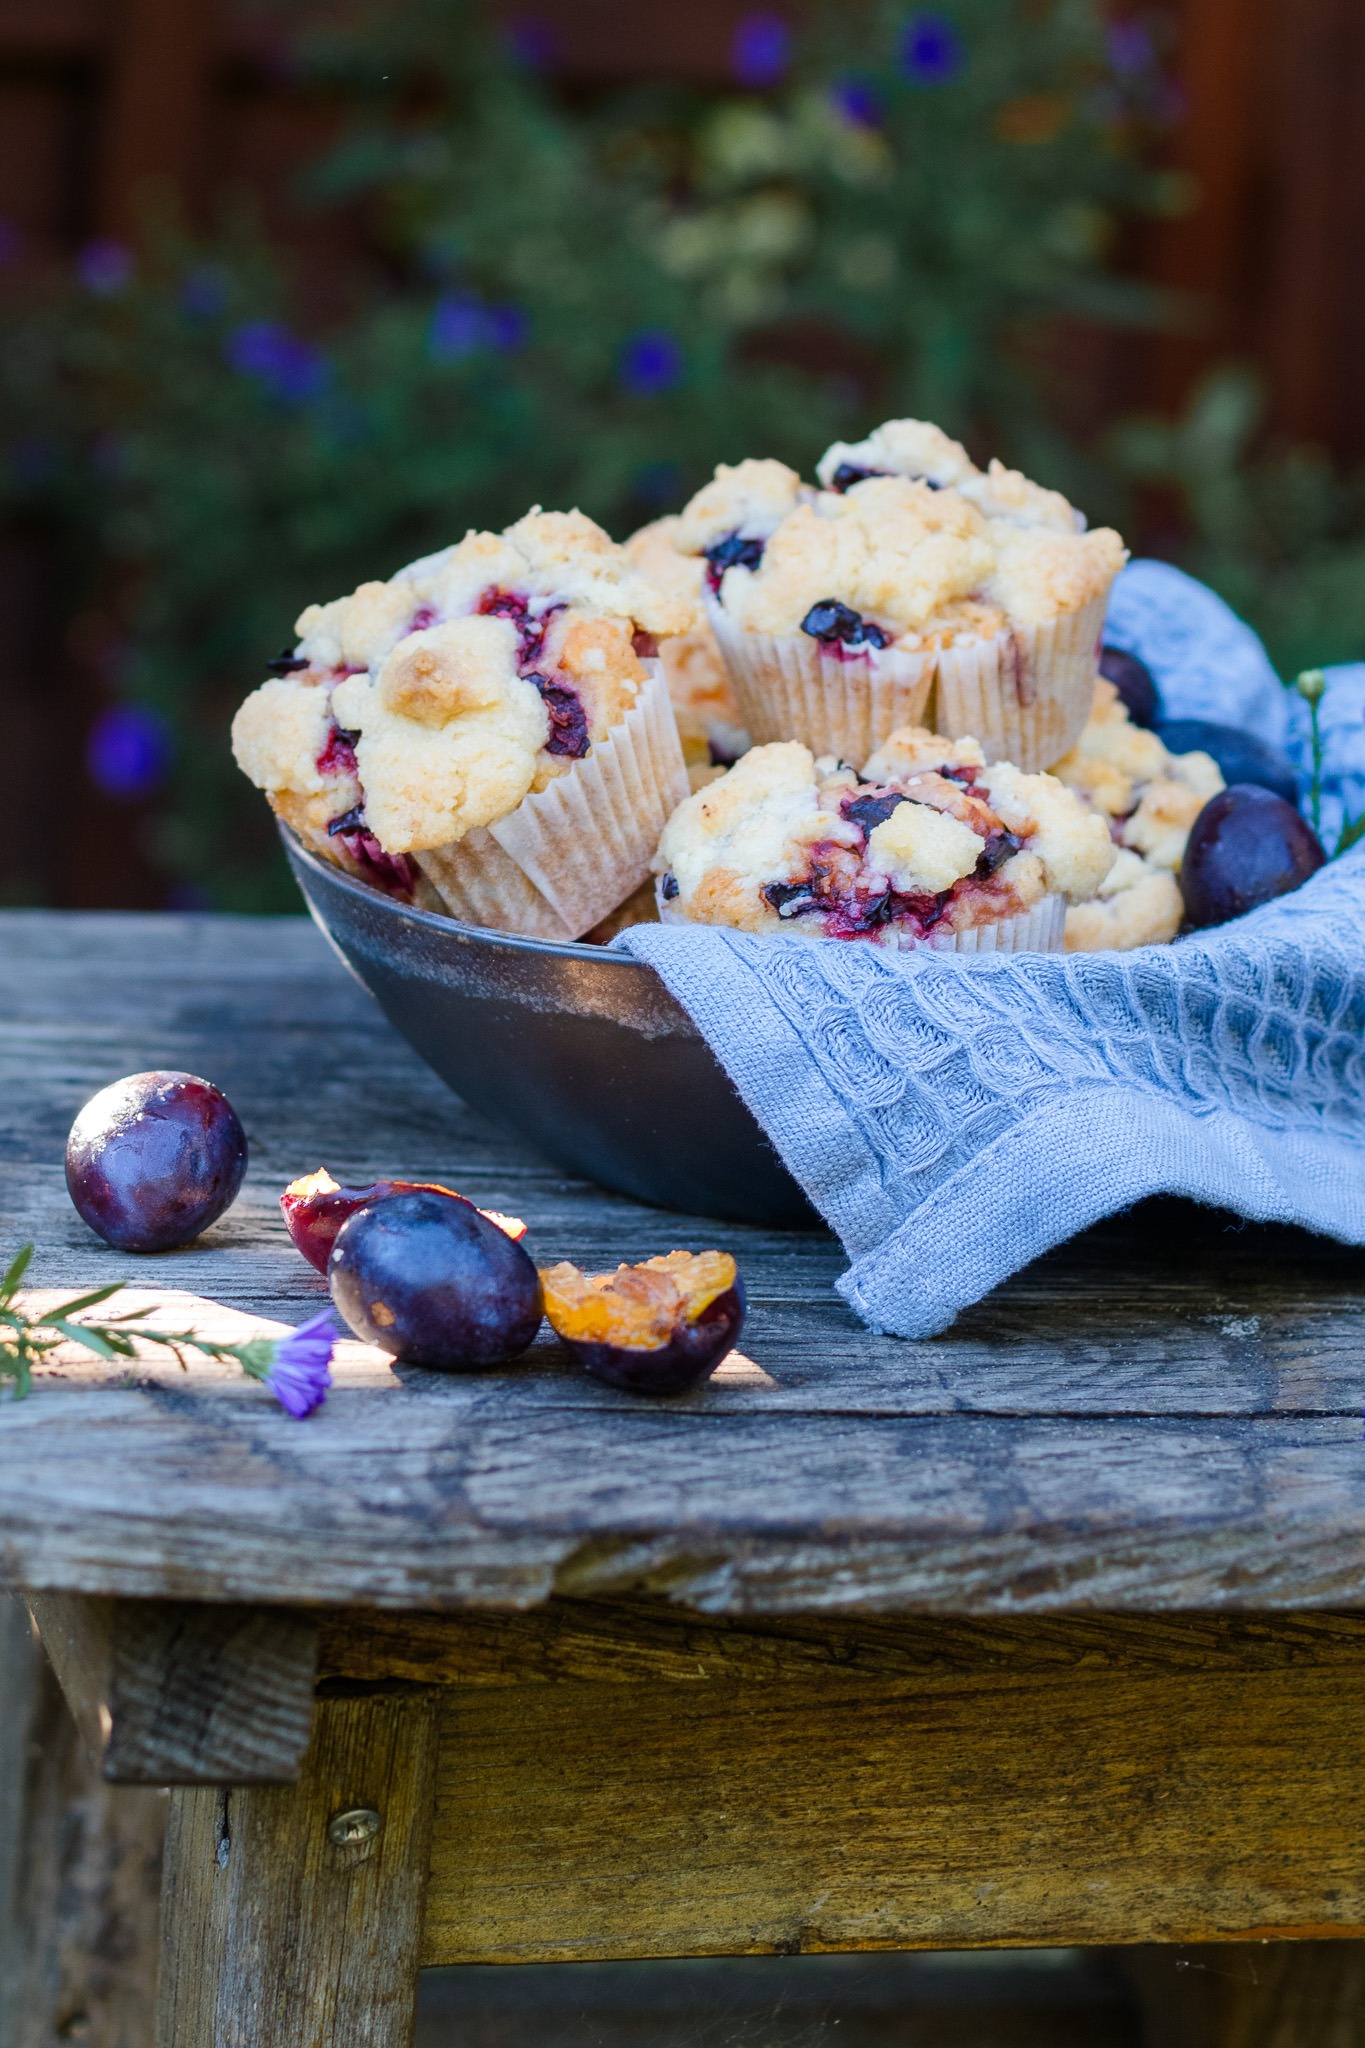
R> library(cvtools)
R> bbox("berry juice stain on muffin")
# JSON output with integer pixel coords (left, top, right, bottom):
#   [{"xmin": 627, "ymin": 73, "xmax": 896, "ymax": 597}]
[{"xmin": 653, "ymin": 727, "xmax": 1115, "ymax": 952}]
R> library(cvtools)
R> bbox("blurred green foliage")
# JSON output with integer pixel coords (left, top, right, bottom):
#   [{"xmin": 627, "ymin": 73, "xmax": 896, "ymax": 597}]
[
  {"xmin": 4, "ymin": 0, "xmax": 1346, "ymax": 910},
  {"xmin": 1111, "ymin": 367, "xmax": 1365, "ymax": 681}
]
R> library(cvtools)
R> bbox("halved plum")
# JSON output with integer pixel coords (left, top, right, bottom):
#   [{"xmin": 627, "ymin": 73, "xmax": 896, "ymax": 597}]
[
  {"xmin": 281, "ymin": 1167, "xmax": 525, "ymax": 1273},
  {"xmin": 540, "ymin": 1250, "xmax": 746, "ymax": 1395}
]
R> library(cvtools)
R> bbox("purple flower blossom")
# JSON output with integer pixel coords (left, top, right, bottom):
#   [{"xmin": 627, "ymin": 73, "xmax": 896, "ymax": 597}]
[
  {"xmin": 428, "ymin": 294, "xmax": 527, "ymax": 362},
  {"xmin": 831, "ymin": 76, "xmax": 882, "ymax": 127},
  {"xmin": 503, "ymin": 14, "xmax": 559, "ymax": 68},
  {"xmin": 78, "ymin": 239, "xmax": 133, "ymax": 295},
  {"xmin": 633, "ymin": 459, "xmax": 684, "ymax": 507},
  {"xmin": 264, "ymin": 1311, "xmax": 336, "ymax": 1418},
  {"xmin": 226, "ymin": 322, "xmax": 329, "ymax": 404},
  {"xmin": 180, "ymin": 265, "xmax": 228, "ymax": 320},
  {"xmin": 1108, "ymin": 20, "xmax": 1155, "ymax": 77},
  {"xmin": 8, "ymin": 435, "xmax": 57, "ymax": 487},
  {"xmin": 731, "ymin": 12, "xmax": 791, "ymax": 90},
  {"xmin": 898, "ymin": 13, "xmax": 964, "ymax": 86},
  {"xmin": 619, "ymin": 329, "xmax": 684, "ymax": 397},
  {"xmin": 86, "ymin": 704, "xmax": 171, "ymax": 801}
]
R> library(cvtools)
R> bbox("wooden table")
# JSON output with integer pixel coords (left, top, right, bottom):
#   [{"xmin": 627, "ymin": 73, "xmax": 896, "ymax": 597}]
[{"xmin": 5, "ymin": 910, "xmax": 1365, "ymax": 2048}]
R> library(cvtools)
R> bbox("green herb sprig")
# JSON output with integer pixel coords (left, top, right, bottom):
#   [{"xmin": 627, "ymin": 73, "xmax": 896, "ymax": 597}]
[{"xmin": 0, "ymin": 1246, "xmax": 335, "ymax": 1416}]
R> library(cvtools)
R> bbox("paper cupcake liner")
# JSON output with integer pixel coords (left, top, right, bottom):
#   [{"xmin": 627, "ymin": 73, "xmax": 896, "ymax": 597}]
[
  {"xmin": 415, "ymin": 662, "xmax": 689, "ymax": 943},
  {"xmin": 705, "ymin": 594, "xmax": 935, "ymax": 764},
  {"xmin": 920, "ymin": 892, "xmax": 1066, "ymax": 955},
  {"xmin": 929, "ymin": 587, "xmax": 1111, "ymax": 772},
  {"xmin": 657, "ymin": 884, "xmax": 1066, "ymax": 955}
]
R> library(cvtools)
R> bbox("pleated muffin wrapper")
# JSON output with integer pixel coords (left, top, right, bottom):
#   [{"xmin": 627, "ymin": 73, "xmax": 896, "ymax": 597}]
[
  {"xmin": 656, "ymin": 884, "xmax": 1066, "ymax": 955},
  {"xmin": 416, "ymin": 662, "xmax": 689, "ymax": 943},
  {"xmin": 929, "ymin": 587, "xmax": 1111, "ymax": 772},
  {"xmin": 704, "ymin": 593, "xmax": 934, "ymax": 765}
]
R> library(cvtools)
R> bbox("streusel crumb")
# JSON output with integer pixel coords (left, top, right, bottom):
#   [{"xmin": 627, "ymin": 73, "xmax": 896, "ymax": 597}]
[{"xmin": 673, "ymin": 459, "xmax": 804, "ymax": 554}]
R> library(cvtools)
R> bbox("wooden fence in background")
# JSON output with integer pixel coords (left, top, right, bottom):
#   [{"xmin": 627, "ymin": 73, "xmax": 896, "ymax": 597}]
[{"xmin": 4, "ymin": 0, "xmax": 1363, "ymax": 453}]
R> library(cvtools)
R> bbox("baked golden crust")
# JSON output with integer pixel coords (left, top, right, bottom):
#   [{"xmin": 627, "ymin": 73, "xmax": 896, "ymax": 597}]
[{"xmin": 654, "ymin": 725, "xmax": 1115, "ymax": 946}]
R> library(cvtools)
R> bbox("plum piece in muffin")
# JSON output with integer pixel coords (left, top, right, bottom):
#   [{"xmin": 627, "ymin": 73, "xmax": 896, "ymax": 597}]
[
  {"xmin": 653, "ymin": 726, "xmax": 1115, "ymax": 953},
  {"xmin": 232, "ymin": 508, "xmax": 694, "ymax": 937}
]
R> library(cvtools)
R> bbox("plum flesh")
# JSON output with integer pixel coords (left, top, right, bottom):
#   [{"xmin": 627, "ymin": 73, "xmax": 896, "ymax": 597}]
[
  {"xmin": 328, "ymin": 1190, "xmax": 543, "ymax": 1368},
  {"xmin": 281, "ymin": 1167, "xmax": 525, "ymax": 1273},
  {"xmin": 1180, "ymin": 783, "xmax": 1326, "ymax": 929},
  {"xmin": 540, "ymin": 1250, "xmax": 746, "ymax": 1395},
  {"xmin": 65, "ymin": 1071, "xmax": 248, "ymax": 1252}
]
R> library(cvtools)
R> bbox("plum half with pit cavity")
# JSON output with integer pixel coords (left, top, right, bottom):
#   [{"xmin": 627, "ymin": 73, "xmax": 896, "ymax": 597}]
[
  {"xmin": 328, "ymin": 1190, "xmax": 543, "ymax": 1369},
  {"xmin": 540, "ymin": 1250, "xmax": 746, "ymax": 1395},
  {"xmin": 281, "ymin": 1167, "xmax": 525, "ymax": 1273},
  {"xmin": 65, "ymin": 1071, "xmax": 248, "ymax": 1252}
]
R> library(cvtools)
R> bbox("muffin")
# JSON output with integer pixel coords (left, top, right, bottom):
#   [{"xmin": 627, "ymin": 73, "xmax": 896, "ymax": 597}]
[
  {"xmin": 653, "ymin": 725, "xmax": 1116, "ymax": 954},
  {"xmin": 625, "ymin": 517, "xmax": 749, "ymax": 788},
  {"xmin": 675, "ymin": 424, "xmax": 1126, "ymax": 771},
  {"xmin": 232, "ymin": 509, "xmax": 692, "ymax": 941},
  {"xmin": 1053, "ymin": 677, "xmax": 1225, "ymax": 951}
]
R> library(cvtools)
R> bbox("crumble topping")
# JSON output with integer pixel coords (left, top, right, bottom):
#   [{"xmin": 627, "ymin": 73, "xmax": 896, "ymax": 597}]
[
  {"xmin": 654, "ymin": 724, "xmax": 1115, "ymax": 947},
  {"xmin": 678, "ymin": 424, "xmax": 1126, "ymax": 645},
  {"xmin": 625, "ymin": 516, "xmax": 748, "ymax": 780},
  {"xmin": 1057, "ymin": 676, "xmax": 1227, "ymax": 951},
  {"xmin": 672, "ymin": 459, "xmax": 805, "ymax": 556},
  {"xmin": 234, "ymin": 503, "xmax": 684, "ymax": 866}
]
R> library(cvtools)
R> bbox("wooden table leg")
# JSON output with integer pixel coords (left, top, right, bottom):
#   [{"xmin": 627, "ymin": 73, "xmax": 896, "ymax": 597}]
[
  {"xmin": 0, "ymin": 1596, "xmax": 164, "ymax": 2048},
  {"xmin": 155, "ymin": 1691, "xmax": 438, "ymax": 2048}
]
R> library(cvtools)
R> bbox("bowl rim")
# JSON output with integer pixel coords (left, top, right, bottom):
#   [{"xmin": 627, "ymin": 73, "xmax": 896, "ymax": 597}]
[{"xmin": 280, "ymin": 821, "xmax": 660, "ymax": 975}]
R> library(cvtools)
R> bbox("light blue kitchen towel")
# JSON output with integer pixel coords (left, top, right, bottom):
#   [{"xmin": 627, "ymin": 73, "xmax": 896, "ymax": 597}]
[{"xmin": 617, "ymin": 560, "xmax": 1365, "ymax": 1336}]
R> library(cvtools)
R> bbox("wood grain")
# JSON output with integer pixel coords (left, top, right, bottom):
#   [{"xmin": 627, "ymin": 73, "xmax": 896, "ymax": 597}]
[
  {"xmin": 157, "ymin": 1691, "xmax": 438, "ymax": 2048},
  {"xmin": 419, "ymin": 1639, "xmax": 1365, "ymax": 1962},
  {"xmin": 27, "ymin": 1594, "xmax": 317, "ymax": 1785},
  {"xmin": 0, "ymin": 1598, "xmax": 164, "ymax": 2048},
  {"xmin": 5, "ymin": 911, "xmax": 1365, "ymax": 1617}
]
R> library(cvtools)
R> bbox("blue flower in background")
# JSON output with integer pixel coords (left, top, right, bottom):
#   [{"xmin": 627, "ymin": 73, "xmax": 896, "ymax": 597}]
[
  {"xmin": 898, "ymin": 13, "xmax": 964, "ymax": 86},
  {"xmin": 503, "ymin": 14, "xmax": 559, "ymax": 69},
  {"xmin": 8, "ymin": 436, "xmax": 57, "ymax": 488},
  {"xmin": 225, "ymin": 322, "xmax": 328, "ymax": 403},
  {"xmin": 0, "ymin": 218, "xmax": 21, "ymax": 268},
  {"xmin": 633, "ymin": 460, "xmax": 685, "ymax": 507},
  {"xmin": 618, "ymin": 330, "xmax": 685, "ymax": 397},
  {"xmin": 78, "ymin": 240, "xmax": 133, "ymax": 295},
  {"xmin": 428, "ymin": 294, "xmax": 528, "ymax": 362},
  {"xmin": 179, "ymin": 266, "xmax": 229, "ymax": 321},
  {"xmin": 731, "ymin": 12, "xmax": 790, "ymax": 90},
  {"xmin": 86, "ymin": 705, "xmax": 171, "ymax": 802},
  {"xmin": 831, "ymin": 75, "xmax": 882, "ymax": 127},
  {"xmin": 486, "ymin": 303, "xmax": 528, "ymax": 352},
  {"xmin": 1107, "ymin": 20, "xmax": 1155, "ymax": 77}
]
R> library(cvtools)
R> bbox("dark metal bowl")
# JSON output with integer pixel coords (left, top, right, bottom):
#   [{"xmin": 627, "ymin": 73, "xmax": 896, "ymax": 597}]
[{"xmin": 282, "ymin": 830, "xmax": 818, "ymax": 1227}]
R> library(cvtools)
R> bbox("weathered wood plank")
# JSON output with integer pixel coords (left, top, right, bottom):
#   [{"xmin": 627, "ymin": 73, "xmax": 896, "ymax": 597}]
[
  {"xmin": 6, "ymin": 912, "xmax": 1365, "ymax": 1616},
  {"xmin": 7, "ymin": 1389, "xmax": 1365, "ymax": 1611},
  {"xmin": 157, "ymin": 1692, "xmax": 438, "ymax": 2048},
  {"xmin": 0, "ymin": 1597, "xmax": 163, "ymax": 2048},
  {"xmin": 418, "ymin": 1632, "xmax": 1365, "ymax": 1962},
  {"xmin": 27, "ymin": 1594, "xmax": 317, "ymax": 1785},
  {"xmin": 318, "ymin": 1601, "xmax": 1365, "ymax": 1690}
]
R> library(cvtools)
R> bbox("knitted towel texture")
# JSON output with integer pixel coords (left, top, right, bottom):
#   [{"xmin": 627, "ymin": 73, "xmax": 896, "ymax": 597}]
[{"xmin": 617, "ymin": 561, "xmax": 1365, "ymax": 1337}]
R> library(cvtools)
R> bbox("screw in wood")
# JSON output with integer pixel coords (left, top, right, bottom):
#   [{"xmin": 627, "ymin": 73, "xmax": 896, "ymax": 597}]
[{"xmin": 327, "ymin": 1807, "xmax": 382, "ymax": 1847}]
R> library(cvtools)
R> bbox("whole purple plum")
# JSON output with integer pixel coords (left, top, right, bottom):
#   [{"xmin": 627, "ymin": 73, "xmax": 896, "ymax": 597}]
[
  {"xmin": 66, "ymin": 1071, "xmax": 248, "ymax": 1251},
  {"xmin": 327, "ymin": 1190, "xmax": 543, "ymax": 1369},
  {"xmin": 1180, "ymin": 784, "xmax": 1327, "ymax": 929}
]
